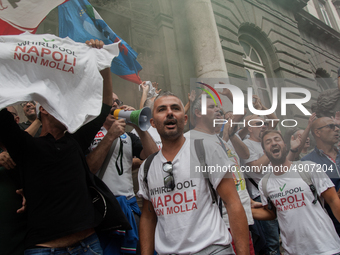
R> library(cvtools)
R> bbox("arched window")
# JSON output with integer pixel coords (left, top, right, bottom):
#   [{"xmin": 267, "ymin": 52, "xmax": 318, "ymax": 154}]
[
  {"xmin": 240, "ymin": 40, "xmax": 272, "ymax": 109},
  {"xmin": 315, "ymin": 68, "xmax": 335, "ymax": 91}
]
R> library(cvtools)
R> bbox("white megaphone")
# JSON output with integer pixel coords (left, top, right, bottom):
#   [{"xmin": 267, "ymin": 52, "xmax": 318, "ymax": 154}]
[{"xmin": 113, "ymin": 107, "xmax": 152, "ymax": 131}]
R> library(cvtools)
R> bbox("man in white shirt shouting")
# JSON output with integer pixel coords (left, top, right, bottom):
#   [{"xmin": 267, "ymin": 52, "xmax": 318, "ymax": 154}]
[
  {"xmin": 138, "ymin": 91, "xmax": 249, "ymax": 255},
  {"xmin": 254, "ymin": 130, "xmax": 340, "ymax": 255}
]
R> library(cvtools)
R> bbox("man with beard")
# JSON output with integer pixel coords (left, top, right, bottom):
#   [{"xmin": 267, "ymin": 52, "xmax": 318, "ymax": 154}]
[
  {"xmin": 302, "ymin": 117, "xmax": 340, "ymax": 236},
  {"xmin": 138, "ymin": 91, "xmax": 249, "ymax": 255},
  {"xmin": 19, "ymin": 101, "xmax": 42, "ymax": 137},
  {"xmin": 241, "ymin": 115, "xmax": 281, "ymax": 255},
  {"xmin": 255, "ymin": 130, "xmax": 340, "ymax": 255}
]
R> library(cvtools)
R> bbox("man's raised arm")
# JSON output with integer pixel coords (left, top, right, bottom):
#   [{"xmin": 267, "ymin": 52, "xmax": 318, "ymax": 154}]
[
  {"xmin": 86, "ymin": 39, "xmax": 113, "ymax": 106},
  {"xmin": 73, "ymin": 39, "xmax": 113, "ymax": 151}
]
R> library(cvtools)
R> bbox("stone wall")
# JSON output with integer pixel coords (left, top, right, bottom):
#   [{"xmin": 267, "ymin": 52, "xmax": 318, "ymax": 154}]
[{"xmin": 34, "ymin": 0, "xmax": 340, "ymax": 129}]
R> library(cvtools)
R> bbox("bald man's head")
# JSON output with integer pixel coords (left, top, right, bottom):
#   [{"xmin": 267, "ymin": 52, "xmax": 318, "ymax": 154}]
[
  {"xmin": 6, "ymin": 106, "xmax": 17, "ymax": 115},
  {"xmin": 112, "ymin": 92, "xmax": 118, "ymax": 101},
  {"xmin": 311, "ymin": 117, "xmax": 331, "ymax": 137},
  {"xmin": 111, "ymin": 92, "xmax": 123, "ymax": 113},
  {"xmin": 311, "ymin": 117, "xmax": 339, "ymax": 146},
  {"xmin": 6, "ymin": 106, "xmax": 19, "ymax": 124}
]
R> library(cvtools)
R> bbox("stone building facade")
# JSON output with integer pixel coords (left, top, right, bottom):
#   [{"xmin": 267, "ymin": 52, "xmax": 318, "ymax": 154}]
[{"xmin": 35, "ymin": 0, "xmax": 340, "ymax": 130}]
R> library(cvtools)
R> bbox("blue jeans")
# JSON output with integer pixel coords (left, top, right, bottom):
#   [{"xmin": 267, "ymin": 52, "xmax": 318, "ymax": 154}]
[
  {"xmin": 254, "ymin": 196, "xmax": 280, "ymax": 255},
  {"xmin": 24, "ymin": 233, "xmax": 103, "ymax": 255}
]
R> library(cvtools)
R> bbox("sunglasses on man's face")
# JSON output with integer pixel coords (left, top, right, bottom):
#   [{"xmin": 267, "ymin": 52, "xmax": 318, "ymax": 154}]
[
  {"xmin": 163, "ymin": 161, "xmax": 175, "ymax": 191},
  {"xmin": 112, "ymin": 99, "xmax": 123, "ymax": 106},
  {"xmin": 20, "ymin": 101, "xmax": 36, "ymax": 107},
  {"xmin": 255, "ymin": 121, "xmax": 269, "ymax": 127},
  {"xmin": 317, "ymin": 124, "xmax": 340, "ymax": 131}
]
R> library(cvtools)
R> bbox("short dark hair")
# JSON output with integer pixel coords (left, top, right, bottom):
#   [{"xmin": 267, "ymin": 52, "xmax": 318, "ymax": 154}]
[
  {"xmin": 261, "ymin": 130, "xmax": 284, "ymax": 149},
  {"xmin": 151, "ymin": 91, "xmax": 184, "ymax": 115},
  {"xmin": 191, "ymin": 94, "xmax": 215, "ymax": 124}
]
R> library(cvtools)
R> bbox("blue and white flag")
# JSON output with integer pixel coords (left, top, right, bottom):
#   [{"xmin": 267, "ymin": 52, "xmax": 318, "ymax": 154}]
[{"xmin": 58, "ymin": 0, "xmax": 142, "ymax": 84}]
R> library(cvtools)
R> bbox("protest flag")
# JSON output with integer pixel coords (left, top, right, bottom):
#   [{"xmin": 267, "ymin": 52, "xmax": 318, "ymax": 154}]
[{"xmin": 58, "ymin": 0, "xmax": 142, "ymax": 84}]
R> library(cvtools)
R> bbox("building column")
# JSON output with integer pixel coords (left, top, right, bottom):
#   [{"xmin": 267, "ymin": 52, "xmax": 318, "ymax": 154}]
[
  {"xmin": 184, "ymin": 0, "xmax": 228, "ymax": 78},
  {"xmin": 155, "ymin": 11, "xmax": 182, "ymax": 94}
]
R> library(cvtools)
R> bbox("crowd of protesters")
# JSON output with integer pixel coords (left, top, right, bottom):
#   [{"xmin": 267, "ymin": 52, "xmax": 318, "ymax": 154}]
[{"xmin": 1, "ymin": 38, "xmax": 340, "ymax": 255}]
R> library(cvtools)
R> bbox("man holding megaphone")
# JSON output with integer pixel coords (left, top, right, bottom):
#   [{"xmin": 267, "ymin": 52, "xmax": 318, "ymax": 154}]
[{"xmin": 86, "ymin": 92, "xmax": 158, "ymax": 255}]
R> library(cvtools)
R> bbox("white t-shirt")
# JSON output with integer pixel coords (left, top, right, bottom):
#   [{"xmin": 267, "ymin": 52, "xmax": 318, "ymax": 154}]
[
  {"xmin": 242, "ymin": 138, "xmax": 266, "ymax": 199},
  {"xmin": 138, "ymin": 136, "xmax": 233, "ymax": 255},
  {"xmin": 186, "ymin": 130, "xmax": 253, "ymax": 227},
  {"xmin": 223, "ymin": 136, "xmax": 254, "ymax": 227},
  {"xmin": 89, "ymin": 128, "xmax": 141, "ymax": 197},
  {"xmin": 0, "ymin": 33, "xmax": 119, "ymax": 133},
  {"xmin": 259, "ymin": 161, "xmax": 340, "ymax": 255},
  {"xmin": 131, "ymin": 126, "xmax": 162, "ymax": 150}
]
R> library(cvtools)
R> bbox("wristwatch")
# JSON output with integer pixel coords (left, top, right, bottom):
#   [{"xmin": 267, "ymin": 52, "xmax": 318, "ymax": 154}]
[{"xmin": 290, "ymin": 148, "xmax": 298, "ymax": 153}]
